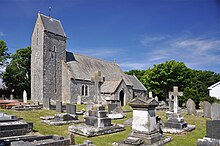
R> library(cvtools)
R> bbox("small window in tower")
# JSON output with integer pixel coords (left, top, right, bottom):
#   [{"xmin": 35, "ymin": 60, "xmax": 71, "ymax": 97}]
[
  {"xmin": 85, "ymin": 85, "xmax": 89, "ymax": 96},
  {"xmin": 53, "ymin": 45, "xmax": 56, "ymax": 52},
  {"xmin": 82, "ymin": 85, "xmax": 85, "ymax": 96}
]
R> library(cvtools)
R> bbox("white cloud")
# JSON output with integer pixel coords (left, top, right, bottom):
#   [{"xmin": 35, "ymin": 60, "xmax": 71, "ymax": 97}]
[{"xmin": 119, "ymin": 33, "xmax": 220, "ymax": 72}]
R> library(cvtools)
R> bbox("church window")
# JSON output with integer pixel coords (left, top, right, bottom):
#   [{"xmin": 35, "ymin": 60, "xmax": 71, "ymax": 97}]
[
  {"xmin": 82, "ymin": 85, "xmax": 85, "ymax": 96},
  {"xmin": 85, "ymin": 85, "xmax": 88, "ymax": 96},
  {"xmin": 81, "ymin": 85, "xmax": 89, "ymax": 96}
]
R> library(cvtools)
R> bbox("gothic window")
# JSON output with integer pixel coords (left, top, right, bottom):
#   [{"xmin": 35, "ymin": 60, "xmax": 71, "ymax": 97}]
[
  {"xmin": 81, "ymin": 85, "xmax": 89, "ymax": 96},
  {"xmin": 85, "ymin": 85, "xmax": 88, "ymax": 96},
  {"xmin": 82, "ymin": 85, "xmax": 85, "ymax": 96}
]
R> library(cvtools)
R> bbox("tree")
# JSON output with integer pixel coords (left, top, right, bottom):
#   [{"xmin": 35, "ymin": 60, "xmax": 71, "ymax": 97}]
[
  {"xmin": 140, "ymin": 60, "xmax": 191, "ymax": 101},
  {"xmin": 0, "ymin": 40, "xmax": 10, "ymax": 76},
  {"xmin": 3, "ymin": 47, "xmax": 31, "ymax": 98}
]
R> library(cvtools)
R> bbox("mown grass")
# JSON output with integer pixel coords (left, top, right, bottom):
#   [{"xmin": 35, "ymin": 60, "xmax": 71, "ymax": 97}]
[{"xmin": 0, "ymin": 105, "xmax": 207, "ymax": 146}]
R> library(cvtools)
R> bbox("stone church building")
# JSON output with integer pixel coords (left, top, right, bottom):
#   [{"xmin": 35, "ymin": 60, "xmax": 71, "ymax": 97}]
[{"xmin": 31, "ymin": 13, "xmax": 147, "ymax": 106}]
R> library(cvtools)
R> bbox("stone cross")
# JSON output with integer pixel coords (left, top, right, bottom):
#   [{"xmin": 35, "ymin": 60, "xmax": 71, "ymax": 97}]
[
  {"xmin": 91, "ymin": 71, "xmax": 103, "ymax": 105},
  {"xmin": 23, "ymin": 90, "xmax": 27, "ymax": 103},
  {"xmin": 169, "ymin": 86, "xmax": 183, "ymax": 114},
  {"xmin": 149, "ymin": 92, "xmax": 153, "ymax": 98}
]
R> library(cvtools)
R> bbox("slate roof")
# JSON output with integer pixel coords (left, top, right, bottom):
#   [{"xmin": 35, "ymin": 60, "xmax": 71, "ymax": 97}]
[
  {"xmin": 66, "ymin": 52, "xmax": 133, "ymax": 86},
  {"xmin": 126, "ymin": 75, "xmax": 147, "ymax": 91},
  {"xmin": 39, "ymin": 13, "xmax": 66, "ymax": 37},
  {"xmin": 208, "ymin": 81, "xmax": 220, "ymax": 89},
  {"xmin": 101, "ymin": 80, "xmax": 122, "ymax": 93}
]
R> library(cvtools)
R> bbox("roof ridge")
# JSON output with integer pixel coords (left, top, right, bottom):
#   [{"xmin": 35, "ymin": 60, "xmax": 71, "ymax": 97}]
[
  {"xmin": 73, "ymin": 52, "xmax": 117, "ymax": 65},
  {"xmin": 39, "ymin": 13, "xmax": 60, "ymax": 22}
]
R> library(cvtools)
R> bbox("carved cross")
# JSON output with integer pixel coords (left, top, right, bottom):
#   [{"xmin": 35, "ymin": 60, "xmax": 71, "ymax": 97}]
[
  {"xmin": 91, "ymin": 71, "xmax": 103, "ymax": 105},
  {"xmin": 169, "ymin": 86, "xmax": 183, "ymax": 114}
]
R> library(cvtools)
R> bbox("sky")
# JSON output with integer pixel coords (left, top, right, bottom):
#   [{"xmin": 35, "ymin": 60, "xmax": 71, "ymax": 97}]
[{"xmin": 0, "ymin": 0, "xmax": 220, "ymax": 73}]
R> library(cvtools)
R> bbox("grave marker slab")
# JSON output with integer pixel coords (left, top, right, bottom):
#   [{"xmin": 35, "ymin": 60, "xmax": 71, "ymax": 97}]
[
  {"xmin": 203, "ymin": 101, "xmax": 211, "ymax": 118},
  {"xmin": 43, "ymin": 98, "xmax": 51, "ymax": 110},
  {"xmin": 56, "ymin": 100, "xmax": 63, "ymax": 113},
  {"xmin": 186, "ymin": 98, "xmax": 197, "ymax": 116},
  {"xmin": 211, "ymin": 103, "xmax": 220, "ymax": 120},
  {"xmin": 23, "ymin": 90, "xmax": 27, "ymax": 103},
  {"xmin": 66, "ymin": 103, "xmax": 76, "ymax": 114}
]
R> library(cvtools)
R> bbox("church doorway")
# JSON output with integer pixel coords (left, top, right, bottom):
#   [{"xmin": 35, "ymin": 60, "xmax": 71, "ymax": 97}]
[{"xmin": 119, "ymin": 90, "xmax": 125, "ymax": 106}]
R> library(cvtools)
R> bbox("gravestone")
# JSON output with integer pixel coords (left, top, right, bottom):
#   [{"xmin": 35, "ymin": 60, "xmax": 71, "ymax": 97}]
[
  {"xmin": 108, "ymin": 103, "xmax": 118, "ymax": 114},
  {"xmin": 77, "ymin": 95, "xmax": 82, "ymax": 104},
  {"xmin": 203, "ymin": 101, "xmax": 211, "ymax": 118},
  {"xmin": 155, "ymin": 96, "xmax": 158, "ymax": 102},
  {"xmin": 10, "ymin": 94, "xmax": 14, "ymax": 100},
  {"xmin": 186, "ymin": 98, "xmax": 197, "ymax": 116},
  {"xmin": 168, "ymin": 92, "xmax": 174, "ymax": 112},
  {"xmin": 66, "ymin": 103, "xmax": 76, "ymax": 115},
  {"xmin": 211, "ymin": 103, "xmax": 220, "ymax": 120},
  {"xmin": 149, "ymin": 91, "xmax": 153, "ymax": 98},
  {"xmin": 199, "ymin": 101, "xmax": 204, "ymax": 109},
  {"xmin": 197, "ymin": 103, "xmax": 220, "ymax": 145},
  {"xmin": 23, "ymin": 90, "xmax": 27, "ymax": 103},
  {"xmin": 164, "ymin": 87, "xmax": 191, "ymax": 131},
  {"xmin": 43, "ymin": 98, "xmax": 51, "ymax": 110},
  {"xmin": 114, "ymin": 98, "xmax": 172, "ymax": 145},
  {"xmin": 56, "ymin": 100, "xmax": 63, "ymax": 113},
  {"xmin": 0, "ymin": 112, "xmax": 33, "ymax": 137}
]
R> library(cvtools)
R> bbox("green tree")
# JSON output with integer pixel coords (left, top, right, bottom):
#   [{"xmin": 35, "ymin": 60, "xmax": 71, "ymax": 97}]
[
  {"xmin": 140, "ymin": 60, "xmax": 191, "ymax": 101},
  {"xmin": 3, "ymin": 47, "xmax": 31, "ymax": 98},
  {"xmin": 0, "ymin": 40, "xmax": 10, "ymax": 76}
]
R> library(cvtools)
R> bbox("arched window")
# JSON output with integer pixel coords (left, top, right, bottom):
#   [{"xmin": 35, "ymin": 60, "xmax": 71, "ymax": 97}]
[{"xmin": 82, "ymin": 85, "xmax": 85, "ymax": 96}]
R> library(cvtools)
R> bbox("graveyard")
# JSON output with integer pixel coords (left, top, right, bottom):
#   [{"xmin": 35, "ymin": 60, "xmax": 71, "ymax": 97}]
[{"xmin": 0, "ymin": 103, "xmax": 210, "ymax": 146}]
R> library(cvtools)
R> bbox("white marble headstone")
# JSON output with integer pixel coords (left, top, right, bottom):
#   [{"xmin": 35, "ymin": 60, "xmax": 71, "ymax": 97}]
[{"xmin": 23, "ymin": 90, "xmax": 27, "ymax": 103}]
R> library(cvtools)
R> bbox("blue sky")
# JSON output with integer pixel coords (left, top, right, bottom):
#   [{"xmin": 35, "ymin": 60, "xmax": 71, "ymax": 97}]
[{"xmin": 0, "ymin": 0, "xmax": 220, "ymax": 72}]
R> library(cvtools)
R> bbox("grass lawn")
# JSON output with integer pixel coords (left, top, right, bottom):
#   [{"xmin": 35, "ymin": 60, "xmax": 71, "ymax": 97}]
[{"xmin": 0, "ymin": 105, "xmax": 208, "ymax": 146}]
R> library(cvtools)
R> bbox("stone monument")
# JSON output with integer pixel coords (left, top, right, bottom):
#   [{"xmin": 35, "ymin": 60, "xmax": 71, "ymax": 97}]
[
  {"xmin": 197, "ymin": 103, "xmax": 220, "ymax": 145},
  {"xmin": 114, "ymin": 98, "xmax": 172, "ymax": 145},
  {"xmin": 186, "ymin": 98, "xmax": 197, "ymax": 116},
  {"xmin": 68, "ymin": 71, "xmax": 124, "ymax": 137},
  {"xmin": 23, "ymin": 90, "xmax": 27, "ymax": 103},
  {"xmin": 163, "ymin": 86, "xmax": 195, "ymax": 133},
  {"xmin": 203, "ymin": 101, "xmax": 211, "ymax": 118}
]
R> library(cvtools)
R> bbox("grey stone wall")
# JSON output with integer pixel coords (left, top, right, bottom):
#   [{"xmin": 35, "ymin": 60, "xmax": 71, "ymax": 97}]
[
  {"xmin": 31, "ymin": 15, "xmax": 44, "ymax": 103},
  {"xmin": 43, "ymin": 32, "xmax": 66, "ymax": 102},
  {"xmin": 61, "ymin": 61, "xmax": 71, "ymax": 103},
  {"xmin": 70, "ymin": 80, "xmax": 95, "ymax": 103}
]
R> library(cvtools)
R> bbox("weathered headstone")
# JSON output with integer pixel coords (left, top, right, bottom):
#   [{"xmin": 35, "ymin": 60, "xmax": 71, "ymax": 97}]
[
  {"xmin": 155, "ymin": 96, "xmax": 158, "ymax": 102},
  {"xmin": 77, "ymin": 95, "xmax": 82, "ymax": 104},
  {"xmin": 23, "ymin": 90, "xmax": 27, "ymax": 103},
  {"xmin": 66, "ymin": 103, "xmax": 76, "ymax": 115},
  {"xmin": 10, "ymin": 94, "xmax": 14, "ymax": 100},
  {"xmin": 114, "ymin": 98, "xmax": 172, "ymax": 145},
  {"xmin": 186, "ymin": 98, "xmax": 197, "ymax": 116},
  {"xmin": 108, "ymin": 103, "xmax": 118, "ymax": 114},
  {"xmin": 56, "ymin": 100, "xmax": 63, "ymax": 113},
  {"xmin": 211, "ymin": 103, "xmax": 220, "ymax": 120},
  {"xmin": 149, "ymin": 91, "xmax": 153, "ymax": 98},
  {"xmin": 199, "ymin": 101, "xmax": 204, "ymax": 109},
  {"xmin": 203, "ymin": 101, "xmax": 211, "ymax": 118},
  {"xmin": 168, "ymin": 92, "xmax": 174, "ymax": 112},
  {"xmin": 43, "ymin": 98, "xmax": 51, "ymax": 110}
]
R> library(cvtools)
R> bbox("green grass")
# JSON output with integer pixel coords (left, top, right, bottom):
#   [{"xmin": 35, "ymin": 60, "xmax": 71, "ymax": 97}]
[{"xmin": 0, "ymin": 106, "xmax": 208, "ymax": 146}]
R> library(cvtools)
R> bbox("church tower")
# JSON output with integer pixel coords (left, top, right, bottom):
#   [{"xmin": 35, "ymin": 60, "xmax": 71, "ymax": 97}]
[{"xmin": 31, "ymin": 13, "xmax": 66, "ymax": 104}]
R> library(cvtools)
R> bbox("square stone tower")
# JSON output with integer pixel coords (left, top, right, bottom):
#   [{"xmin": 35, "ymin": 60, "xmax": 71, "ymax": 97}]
[{"xmin": 31, "ymin": 13, "xmax": 67, "ymax": 104}]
